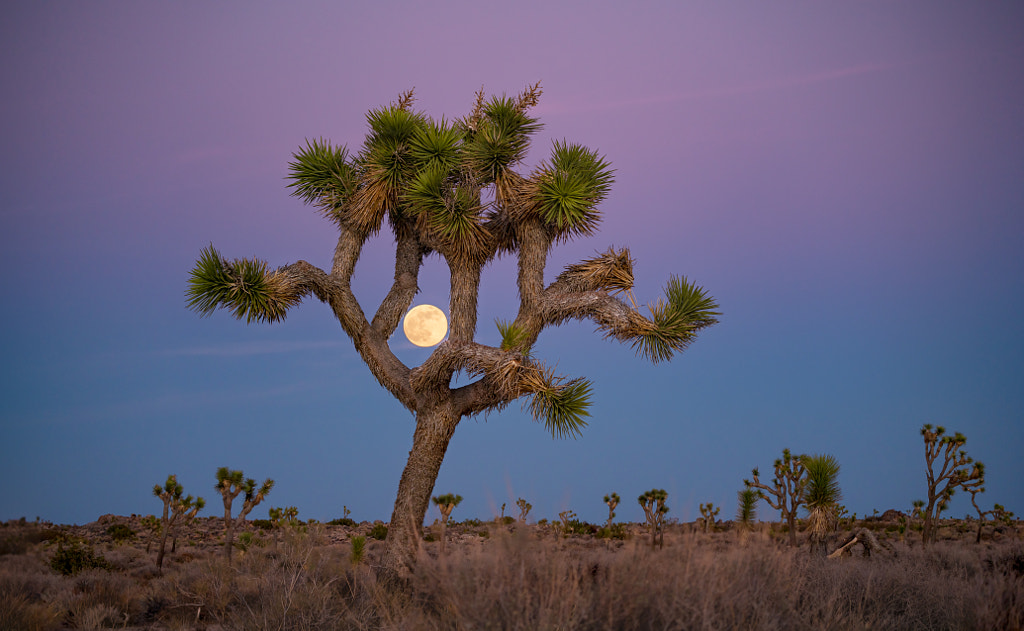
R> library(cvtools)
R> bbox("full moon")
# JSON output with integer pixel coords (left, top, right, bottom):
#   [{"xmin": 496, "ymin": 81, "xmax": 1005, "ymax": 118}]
[{"xmin": 403, "ymin": 304, "xmax": 448, "ymax": 347}]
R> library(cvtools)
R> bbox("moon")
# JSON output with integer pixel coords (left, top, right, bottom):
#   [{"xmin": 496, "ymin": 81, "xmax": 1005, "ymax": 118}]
[{"xmin": 403, "ymin": 304, "xmax": 448, "ymax": 347}]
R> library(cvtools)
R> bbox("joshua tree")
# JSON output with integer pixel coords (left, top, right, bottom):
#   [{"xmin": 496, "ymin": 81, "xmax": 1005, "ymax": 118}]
[
  {"xmin": 558, "ymin": 510, "xmax": 577, "ymax": 538},
  {"xmin": 803, "ymin": 454, "xmax": 842, "ymax": 556},
  {"xmin": 268, "ymin": 506, "xmax": 300, "ymax": 548},
  {"xmin": 152, "ymin": 475, "xmax": 204, "ymax": 570},
  {"xmin": 516, "ymin": 497, "xmax": 532, "ymax": 523},
  {"xmin": 215, "ymin": 467, "xmax": 274, "ymax": 560},
  {"xmin": 431, "ymin": 493, "xmax": 462, "ymax": 553},
  {"xmin": 967, "ymin": 486, "xmax": 1013, "ymax": 544},
  {"xmin": 744, "ymin": 448, "xmax": 808, "ymax": 547},
  {"xmin": 141, "ymin": 515, "xmax": 161, "ymax": 553},
  {"xmin": 919, "ymin": 424, "xmax": 984, "ymax": 545},
  {"xmin": 699, "ymin": 502, "xmax": 720, "ymax": 534},
  {"xmin": 736, "ymin": 489, "xmax": 758, "ymax": 532},
  {"xmin": 185, "ymin": 84, "xmax": 719, "ymax": 576},
  {"xmin": 604, "ymin": 493, "xmax": 620, "ymax": 529},
  {"xmin": 638, "ymin": 489, "xmax": 669, "ymax": 549}
]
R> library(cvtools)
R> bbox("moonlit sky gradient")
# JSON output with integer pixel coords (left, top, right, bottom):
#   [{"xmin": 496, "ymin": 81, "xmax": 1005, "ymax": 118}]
[{"xmin": 2, "ymin": 2, "xmax": 1022, "ymax": 526}]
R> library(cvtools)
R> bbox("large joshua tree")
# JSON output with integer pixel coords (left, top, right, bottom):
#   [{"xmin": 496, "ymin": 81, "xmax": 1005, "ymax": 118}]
[{"xmin": 186, "ymin": 84, "xmax": 719, "ymax": 576}]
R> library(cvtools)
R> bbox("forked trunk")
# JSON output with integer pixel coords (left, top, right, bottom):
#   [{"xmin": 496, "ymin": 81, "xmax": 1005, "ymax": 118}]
[{"xmin": 380, "ymin": 405, "xmax": 459, "ymax": 578}]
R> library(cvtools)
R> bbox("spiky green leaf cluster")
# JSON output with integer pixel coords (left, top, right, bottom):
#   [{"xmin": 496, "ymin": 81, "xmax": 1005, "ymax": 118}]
[
  {"xmin": 496, "ymin": 319, "xmax": 531, "ymax": 353},
  {"xmin": 432, "ymin": 493, "xmax": 463, "ymax": 508},
  {"xmin": 537, "ymin": 141, "xmax": 614, "ymax": 238},
  {"xmin": 634, "ymin": 275, "xmax": 721, "ymax": 363},
  {"xmin": 286, "ymin": 138, "xmax": 357, "ymax": 218},
  {"xmin": 803, "ymin": 454, "xmax": 842, "ymax": 509},
  {"xmin": 462, "ymin": 96, "xmax": 541, "ymax": 184},
  {"xmin": 736, "ymin": 488, "xmax": 759, "ymax": 524},
  {"xmin": 186, "ymin": 246, "xmax": 298, "ymax": 324},
  {"xmin": 526, "ymin": 369, "xmax": 592, "ymax": 439}
]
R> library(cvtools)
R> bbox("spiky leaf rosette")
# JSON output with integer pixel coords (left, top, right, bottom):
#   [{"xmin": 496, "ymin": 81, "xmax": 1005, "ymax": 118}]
[
  {"xmin": 463, "ymin": 94, "xmax": 542, "ymax": 200},
  {"xmin": 286, "ymin": 138, "xmax": 357, "ymax": 221},
  {"xmin": 536, "ymin": 141, "xmax": 614, "ymax": 240},
  {"xmin": 432, "ymin": 493, "xmax": 463, "ymax": 508},
  {"xmin": 186, "ymin": 246, "xmax": 301, "ymax": 324},
  {"xmin": 405, "ymin": 164, "xmax": 491, "ymax": 260},
  {"xmin": 496, "ymin": 319, "xmax": 532, "ymax": 353},
  {"xmin": 520, "ymin": 365, "xmax": 592, "ymax": 439},
  {"xmin": 804, "ymin": 454, "xmax": 842, "ymax": 536},
  {"xmin": 633, "ymin": 275, "xmax": 721, "ymax": 363},
  {"xmin": 348, "ymin": 104, "xmax": 426, "ymax": 232}
]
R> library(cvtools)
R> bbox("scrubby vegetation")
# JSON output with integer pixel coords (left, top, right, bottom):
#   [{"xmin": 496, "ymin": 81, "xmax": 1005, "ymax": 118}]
[{"xmin": 0, "ymin": 515, "xmax": 1021, "ymax": 630}]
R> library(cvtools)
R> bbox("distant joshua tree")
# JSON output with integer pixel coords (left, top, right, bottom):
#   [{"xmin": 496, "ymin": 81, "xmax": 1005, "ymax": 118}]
[
  {"xmin": 918, "ymin": 425, "xmax": 984, "ymax": 545},
  {"xmin": 431, "ymin": 493, "xmax": 463, "ymax": 553},
  {"xmin": 803, "ymin": 454, "xmax": 842, "ymax": 556},
  {"xmin": 745, "ymin": 448, "xmax": 808, "ymax": 547},
  {"xmin": 215, "ymin": 467, "xmax": 274, "ymax": 560},
  {"xmin": 638, "ymin": 489, "xmax": 669, "ymax": 549},
  {"xmin": 699, "ymin": 502, "xmax": 720, "ymax": 534},
  {"xmin": 186, "ymin": 84, "xmax": 719, "ymax": 577},
  {"xmin": 152, "ymin": 475, "xmax": 204, "ymax": 570},
  {"xmin": 603, "ymin": 493, "xmax": 620, "ymax": 529},
  {"xmin": 516, "ymin": 498, "xmax": 532, "ymax": 523},
  {"xmin": 967, "ymin": 485, "xmax": 1013, "ymax": 544}
]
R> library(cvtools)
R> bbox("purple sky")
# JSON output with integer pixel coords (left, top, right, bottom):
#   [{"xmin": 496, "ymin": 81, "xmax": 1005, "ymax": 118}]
[{"xmin": 2, "ymin": 2, "xmax": 1022, "ymax": 527}]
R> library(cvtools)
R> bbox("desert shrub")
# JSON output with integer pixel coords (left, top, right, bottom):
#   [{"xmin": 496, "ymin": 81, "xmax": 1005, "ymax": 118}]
[
  {"xmin": 49, "ymin": 537, "xmax": 110, "ymax": 576},
  {"xmin": 596, "ymin": 523, "xmax": 629, "ymax": 540},
  {"xmin": 105, "ymin": 523, "xmax": 135, "ymax": 543},
  {"xmin": 423, "ymin": 533, "xmax": 436, "ymax": 542},
  {"xmin": 250, "ymin": 519, "xmax": 273, "ymax": 530},
  {"xmin": 0, "ymin": 591, "xmax": 62, "ymax": 631},
  {"xmin": 0, "ymin": 529, "xmax": 47, "ymax": 556},
  {"xmin": 329, "ymin": 517, "xmax": 356, "ymax": 527},
  {"xmin": 458, "ymin": 518, "xmax": 483, "ymax": 528},
  {"xmin": 350, "ymin": 536, "xmax": 366, "ymax": 566},
  {"xmin": 369, "ymin": 524, "xmax": 388, "ymax": 541},
  {"xmin": 564, "ymin": 519, "xmax": 596, "ymax": 536},
  {"xmin": 499, "ymin": 516, "xmax": 515, "ymax": 526}
]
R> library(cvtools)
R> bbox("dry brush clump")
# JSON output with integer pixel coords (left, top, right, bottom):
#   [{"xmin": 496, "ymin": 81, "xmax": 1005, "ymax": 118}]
[{"xmin": 1, "ymin": 517, "xmax": 1022, "ymax": 630}]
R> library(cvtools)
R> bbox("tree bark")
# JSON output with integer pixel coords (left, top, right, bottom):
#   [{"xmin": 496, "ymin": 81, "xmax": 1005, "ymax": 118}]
[
  {"xmin": 223, "ymin": 499, "xmax": 235, "ymax": 561},
  {"xmin": 156, "ymin": 501, "xmax": 170, "ymax": 570},
  {"xmin": 380, "ymin": 404, "xmax": 460, "ymax": 578}
]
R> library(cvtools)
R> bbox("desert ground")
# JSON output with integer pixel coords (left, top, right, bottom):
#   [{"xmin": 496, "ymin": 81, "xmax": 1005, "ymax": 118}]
[{"xmin": 1, "ymin": 512, "xmax": 1022, "ymax": 630}]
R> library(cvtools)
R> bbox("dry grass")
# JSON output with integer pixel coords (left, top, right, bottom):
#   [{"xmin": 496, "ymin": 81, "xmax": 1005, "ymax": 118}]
[{"xmin": 0, "ymin": 519, "xmax": 1021, "ymax": 630}]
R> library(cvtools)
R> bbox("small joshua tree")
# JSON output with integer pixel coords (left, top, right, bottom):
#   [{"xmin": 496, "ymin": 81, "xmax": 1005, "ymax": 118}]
[
  {"xmin": 152, "ymin": 475, "xmax": 204, "ymax": 570},
  {"xmin": 268, "ymin": 506, "xmax": 300, "ymax": 548},
  {"xmin": 744, "ymin": 448, "xmax": 808, "ymax": 547},
  {"xmin": 431, "ymin": 493, "xmax": 462, "ymax": 553},
  {"xmin": 603, "ymin": 493, "xmax": 620, "ymax": 529},
  {"xmin": 558, "ymin": 510, "xmax": 577, "ymax": 538},
  {"xmin": 919, "ymin": 424, "xmax": 984, "ymax": 545},
  {"xmin": 638, "ymin": 489, "xmax": 669, "ymax": 549},
  {"xmin": 736, "ymin": 489, "xmax": 758, "ymax": 533},
  {"xmin": 968, "ymin": 485, "xmax": 1012, "ymax": 544},
  {"xmin": 215, "ymin": 467, "xmax": 274, "ymax": 560},
  {"xmin": 516, "ymin": 498, "xmax": 532, "ymax": 523},
  {"xmin": 699, "ymin": 502, "xmax": 720, "ymax": 534},
  {"xmin": 803, "ymin": 454, "xmax": 842, "ymax": 556}
]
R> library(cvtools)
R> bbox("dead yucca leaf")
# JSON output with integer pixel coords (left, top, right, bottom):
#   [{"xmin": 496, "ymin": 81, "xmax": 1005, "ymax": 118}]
[{"xmin": 556, "ymin": 247, "xmax": 635, "ymax": 295}]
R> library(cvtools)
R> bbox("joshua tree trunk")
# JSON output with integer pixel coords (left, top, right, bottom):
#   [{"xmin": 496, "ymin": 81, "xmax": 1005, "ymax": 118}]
[
  {"xmin": 156, "ymin": 503, "xmax": 170, "ymax": 570},
  {"xmin": 222, "ymin": 500, "xmax": 235, "ymax": 560},
  {"xmin": 380, "ymin": 405, "xmax": 459, "ymax": 576}
]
